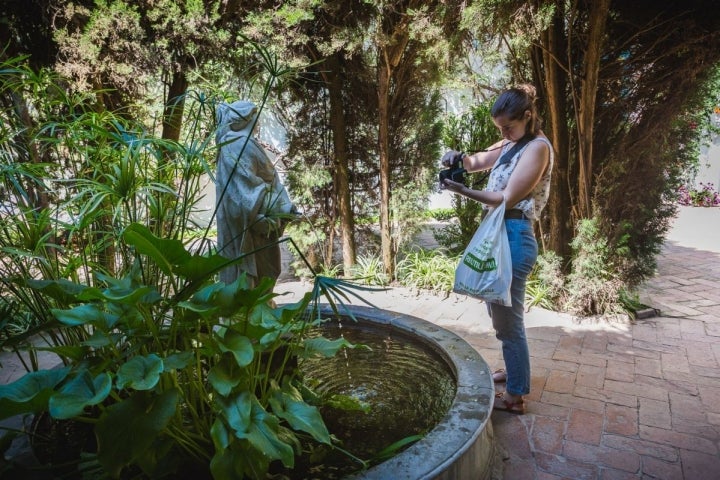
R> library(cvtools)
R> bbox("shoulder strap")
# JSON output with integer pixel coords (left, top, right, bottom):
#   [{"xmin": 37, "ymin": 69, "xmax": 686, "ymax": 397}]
[{"xmin": 492, "ymin": 134, "xmax": 536, "ymax": 172}]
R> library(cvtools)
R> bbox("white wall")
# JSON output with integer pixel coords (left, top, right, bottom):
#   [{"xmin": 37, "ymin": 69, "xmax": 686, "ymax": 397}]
[{"xmin": 696, "ymin": 112, "xmax": 720, "ymax": 189}]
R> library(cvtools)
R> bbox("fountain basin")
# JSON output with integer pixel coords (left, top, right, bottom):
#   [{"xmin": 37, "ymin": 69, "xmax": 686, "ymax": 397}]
[{"xmin": 313, "ymin": 304, "xmax": 496, "ymax": 480}]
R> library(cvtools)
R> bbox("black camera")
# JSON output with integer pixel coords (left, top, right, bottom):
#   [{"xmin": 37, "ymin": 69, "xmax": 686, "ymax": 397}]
[{"xmin": 439, "ymin": 157, "xmax": 466, "ymax": 188}]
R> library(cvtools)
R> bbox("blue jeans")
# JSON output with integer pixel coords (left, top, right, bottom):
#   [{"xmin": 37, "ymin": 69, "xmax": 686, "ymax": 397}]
[{"xmin": 487, "ymin": 218, "xmax": 538, "ymax": 396}]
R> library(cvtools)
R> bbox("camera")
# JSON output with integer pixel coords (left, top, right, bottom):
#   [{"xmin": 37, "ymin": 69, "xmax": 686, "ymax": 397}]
[{"xmin": 439, "ymin": 157, "xmax": 466, "ymax": 188}]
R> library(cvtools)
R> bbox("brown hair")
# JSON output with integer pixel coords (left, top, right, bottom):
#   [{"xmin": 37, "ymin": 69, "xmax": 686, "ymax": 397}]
[{"xmin": 490, "ymin": 84, "xmax": 542, "ymax": 135}]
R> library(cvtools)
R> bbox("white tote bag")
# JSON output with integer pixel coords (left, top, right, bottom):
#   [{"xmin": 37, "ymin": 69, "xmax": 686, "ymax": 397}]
[{"xmin": 453, "ymin": 201, "xmax": 512, "ymax": 306}]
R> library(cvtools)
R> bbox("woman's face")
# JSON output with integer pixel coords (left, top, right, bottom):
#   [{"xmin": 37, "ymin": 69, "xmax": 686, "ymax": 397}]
[{"xmin": 493, "ymin": 112, "xmax": 529, "ymax": 142}]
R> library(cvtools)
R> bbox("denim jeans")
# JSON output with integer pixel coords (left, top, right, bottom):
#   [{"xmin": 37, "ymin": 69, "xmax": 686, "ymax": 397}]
[{"xmin": 487, "ymin": 218, "xmax": 538, "ymax": 396}]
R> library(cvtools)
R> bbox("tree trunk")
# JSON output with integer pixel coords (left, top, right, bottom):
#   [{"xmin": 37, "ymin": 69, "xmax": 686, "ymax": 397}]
[
  {"xmin": 161, "ymin": 70, "xmax": 188, "ymax": 144},
  {"xmin": 575, "ymin": 0, "xmax": 610, "ymax": 218},
  {"xmin": 325, "ymin": 54, "xmax": 357, "ymax": 272},
  {"xmin": 536, "ymin": 2, "xmax": 573, "ymax": 264},
  {"xmin": 377, "ymin": 60, "xmax": 394, "ymax": 277}
]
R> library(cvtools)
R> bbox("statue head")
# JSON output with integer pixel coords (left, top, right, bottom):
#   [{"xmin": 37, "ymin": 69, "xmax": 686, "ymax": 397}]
[{"xmin": 215, "ymin": 100, "xmax": 259, "ymax": 144}]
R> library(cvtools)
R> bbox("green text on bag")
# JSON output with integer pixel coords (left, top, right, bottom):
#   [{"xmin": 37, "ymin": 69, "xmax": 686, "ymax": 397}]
[{"xmin": 463, "ymin": 252, "xmax": 497, "ymax": 273}]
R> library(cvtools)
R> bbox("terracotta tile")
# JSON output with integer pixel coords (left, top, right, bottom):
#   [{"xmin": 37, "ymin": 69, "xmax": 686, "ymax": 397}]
[
  {"xmin": 601, "ymin": 434, "xmax": 678, "ymax": 462},
  {"xmin": 639, "ymin": 424, "xmax": 717, "ymax": 455},
  {"xmin": 564, "ymin": 439, "xmax": 640, "ymax": 472},
  {"xmin": 605, "ymin": 404, "xmax": 638, "ymax": 436},
  {"xmin": 639, "ymin": 397, "xmax": 671, "ymax": 429},
  {"xmin": 533, "ymin": 451, "xmax": 598, "ymax": 480},
  {"xmin": 576, "ymin": 364, "xmax": 606, "ymax": 389},
  {"xmin": 605, "ymin": 359, "xmax": 634, "ymax": 382},
  {"xmin": 680, "ymin": 448, "xmax": 720, "ymax": 479},
  {"xmin": 530, "ymin": 415, "xmax": 565, "ymax": 454},
  {"xmin": 566, "ymin": 409, "xmax": 603, "ymax": 445},
  {"xmin": 545, "ymin": 370, "xmax": 576, "ymax": 394},
  {"xmin": 641, "ymin": 455, "xmax": 683, "ymax": 480}
]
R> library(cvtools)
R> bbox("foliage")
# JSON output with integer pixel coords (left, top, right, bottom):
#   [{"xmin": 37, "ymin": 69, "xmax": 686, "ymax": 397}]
[
  {"xmin": 562, "ymin": 218, "xmax": 629, "ymax": 316},
  {"xmin": 0, "ymin": 51, "xmax": 389, "ymax": 478},
  {"xmin": 429, "ymin": 208, "xmax": 455, "ymax": 221},
  {"xmin": 0, "ymin": 225, "xmax": 370, "ymax": 479},
  {"xmin": 389, "ymin": 89, "xmax": 445, "ymax": 260},
  {"xmin": 0, "ymin": 59, "xmax": 219, "ymax": 363},
  {"xmin": 677, "ymin": 183, "xmax": 720, "ymax": 207},
  {"xmin": 396, "ymin": 248, "xmax": 458, "ymax": 294},
  {"xmin": 434, "ymin": 101, "xmax": 499, "ymax": 255},
  {"xmin": 461, "ymin": 1, "xmax": 720, "ymax": 310},
  {"xmin": 348, "ymin": 255, "xmax": 390, "ymax": 286},
  {"xmin": 525, "ymin": 251, "xmax": 566, "ymax": 310}
]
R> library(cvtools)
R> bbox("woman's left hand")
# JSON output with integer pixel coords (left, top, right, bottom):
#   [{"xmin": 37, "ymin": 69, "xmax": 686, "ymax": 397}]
[{"xmin": 442, "ymin": 178, "xmax": 465, "ymax": 193}]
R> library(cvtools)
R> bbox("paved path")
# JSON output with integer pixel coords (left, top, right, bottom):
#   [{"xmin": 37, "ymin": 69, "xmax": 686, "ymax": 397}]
[
  {"xmin": 276, "ymin": 206, "xmax": 720, "ymax": 479},
  {"xmin": 2, "ymin": 206, "xmax": 719, "ymax": 479}
]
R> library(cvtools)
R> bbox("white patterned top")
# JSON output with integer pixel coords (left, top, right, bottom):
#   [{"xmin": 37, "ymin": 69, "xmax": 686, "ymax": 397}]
[{"xmin": 486, "ymin": 137, "xmax": 554, "ymax": 220}]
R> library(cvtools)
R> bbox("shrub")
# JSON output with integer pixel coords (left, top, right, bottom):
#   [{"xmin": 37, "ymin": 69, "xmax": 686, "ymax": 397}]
[
  {"xmin": 678, "ymin": 182, "xmax": 720, "ymax": 206},
  {"xmin": 348, "ymin": 254, "xmax": 390, "ymax": 286},
  {"xmin": 428, "ymin": 208, "xmax": 455, "ymax": 221},
  {"xmin": 563, "ymin": 218, "xmax": 629, "ymax": 316},
  {"xmin": 396, "ymin": 248, "xmax": 458, "ymax": 294},
  {"xmin": 525, "ymin": 251, "xmax": 566, "ymax": 310}
]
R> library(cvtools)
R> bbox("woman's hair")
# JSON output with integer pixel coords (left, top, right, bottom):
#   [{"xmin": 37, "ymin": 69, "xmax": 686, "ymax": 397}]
[{"xmin": 490, "ymin": 84, "xmax": 542, "ymax": 135}]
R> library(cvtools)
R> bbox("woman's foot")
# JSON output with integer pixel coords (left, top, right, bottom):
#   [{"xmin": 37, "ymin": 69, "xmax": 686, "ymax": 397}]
[
  {"xmin": 493, "ymin": 392, "xmax": 525, "ymax": 414},
  {"xmin": 492, "ymin": 369, "xmax": 507, "ymax": 383}
]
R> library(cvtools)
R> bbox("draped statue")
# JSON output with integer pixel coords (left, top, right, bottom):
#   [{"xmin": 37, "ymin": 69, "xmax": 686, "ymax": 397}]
[{"xmin": 215, "ymin": 100, "xmax": 295, "ymax": 289}]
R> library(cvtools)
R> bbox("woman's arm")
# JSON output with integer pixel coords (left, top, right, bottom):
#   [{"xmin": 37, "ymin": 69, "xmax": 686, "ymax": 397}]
[
  {"xmin": 462, "ymin": 139, "xmax": 506, "ymax": 172},
  {"xmin": 443, "ymin": 139, "xmax": 550, "ymax": 207}
]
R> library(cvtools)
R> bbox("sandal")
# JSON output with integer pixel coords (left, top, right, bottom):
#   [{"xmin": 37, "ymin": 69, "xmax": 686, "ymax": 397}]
[
  {"xmin": 493, "ymin": 392, "xmax": 525, "ymax": 414},
  {"xmin": 492, "ymin": 369, "xmax": 507, "ymax": 383}
]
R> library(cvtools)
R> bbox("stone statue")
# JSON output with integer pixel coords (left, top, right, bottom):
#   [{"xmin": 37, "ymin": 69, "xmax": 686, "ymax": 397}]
[{"xmin": 215, "ymin": 100, "xmax": 295, "ymax": 289}]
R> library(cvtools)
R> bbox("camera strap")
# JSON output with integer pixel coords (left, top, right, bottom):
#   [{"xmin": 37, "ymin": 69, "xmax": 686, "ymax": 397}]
[{"xmin": 491, "ymin": 134, "xmax": 536, "ymax": 172}]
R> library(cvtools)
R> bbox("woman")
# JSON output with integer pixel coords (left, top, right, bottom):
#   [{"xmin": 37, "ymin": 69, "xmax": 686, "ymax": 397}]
[{"xmin": 441, "ymin": 84, "xmax": 554, "ymax": 414}]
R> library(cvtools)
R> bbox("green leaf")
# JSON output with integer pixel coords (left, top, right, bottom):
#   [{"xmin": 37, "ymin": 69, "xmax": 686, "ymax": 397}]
[
  {"xmin": 122, "ymin": 223, "xmax": 188, "ymax": 275},
  {"xmin": 0, "ymin": 368, "xmax": 70, "ymax": 420},
  {"xmin": 325, "ymin": 393, "xmax": 371, "ymax": 413},
  {"xmin": 216, "ymin": 329, "xmax": 254, "ymax": 367},
  {"xmin": 211, "ymin": 419, "xmax": 231, "ymax": 451},
  {"xmin": 116, "ymin": 354, "xmax": 164, "ymax": 390},
  {"xmin": 219, "ymin": 393, "xmax": 294, "ymax": 467},
  {"xmin": 174, "ymin": 254, "xmax": 231, "ymax": 282},
  {"xmin": 95, "ymin": 389, "xmax": 180, "ymax": 478},
  {"xmin": 78, "ymin": 284, "xmax": 155, "ymax": 305},
  {"xmin": 122, "ymin": 223, "xmax": 231, "ymax": 282},
  {"xmin": 242, "ymin": 399, "xmax": 294, "ymax": 467},
  {"xmin": 210, "ymin": 444, "xmax": 239, "ymax": 480},
  {"xmin": 36, "ymin": 345, "xmax": 87, "ymax": 362},
  {"xmin": 217, "ymin": 392, "xmax": 252, "ymax": 433},
  {"xmin": 301, "ymin": 336, "xmax": 361, "ymax": 358},
  {"xmin": 269, "ymin": 385, "xmax": 331, "ymax": 444},
  {"xmin": 25, "ymin": 278, "xmax": 88, "ymax": 304},
  {"xmin": 208, "ymin": 358, "xmax": 244, "ymax": 397},
  {"xmin": 49, "ymin": 370, "xmax": 112, "ymax": 419},
  {"xmin": 163, "ymin": 351, "xmax": 194, "ymax": 371},
  {"xmin": 209, "ymin": 441, "xmax": 271, "ymax": 480},
  {"xmin": 373, "ymin": 434, "xmax": 424, "ymax": 461},
  {"xmin": 81, "ymin": 330, "xmax": 115, "ymax": 348},
  {"xmin": 52, "ymin": 304, "xmax": 119, "ymax": 329}
]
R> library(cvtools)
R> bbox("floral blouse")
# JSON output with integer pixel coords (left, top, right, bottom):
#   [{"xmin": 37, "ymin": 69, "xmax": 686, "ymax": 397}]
[{"xmin": 486, "ymin": 137, "xmax": 554, "ymax": 220}]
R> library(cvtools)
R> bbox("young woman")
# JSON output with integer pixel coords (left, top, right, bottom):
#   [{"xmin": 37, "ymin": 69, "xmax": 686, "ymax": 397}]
[{"xmin": 441, "ymin": 84, "xmax": 554, "ymax": 414}]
